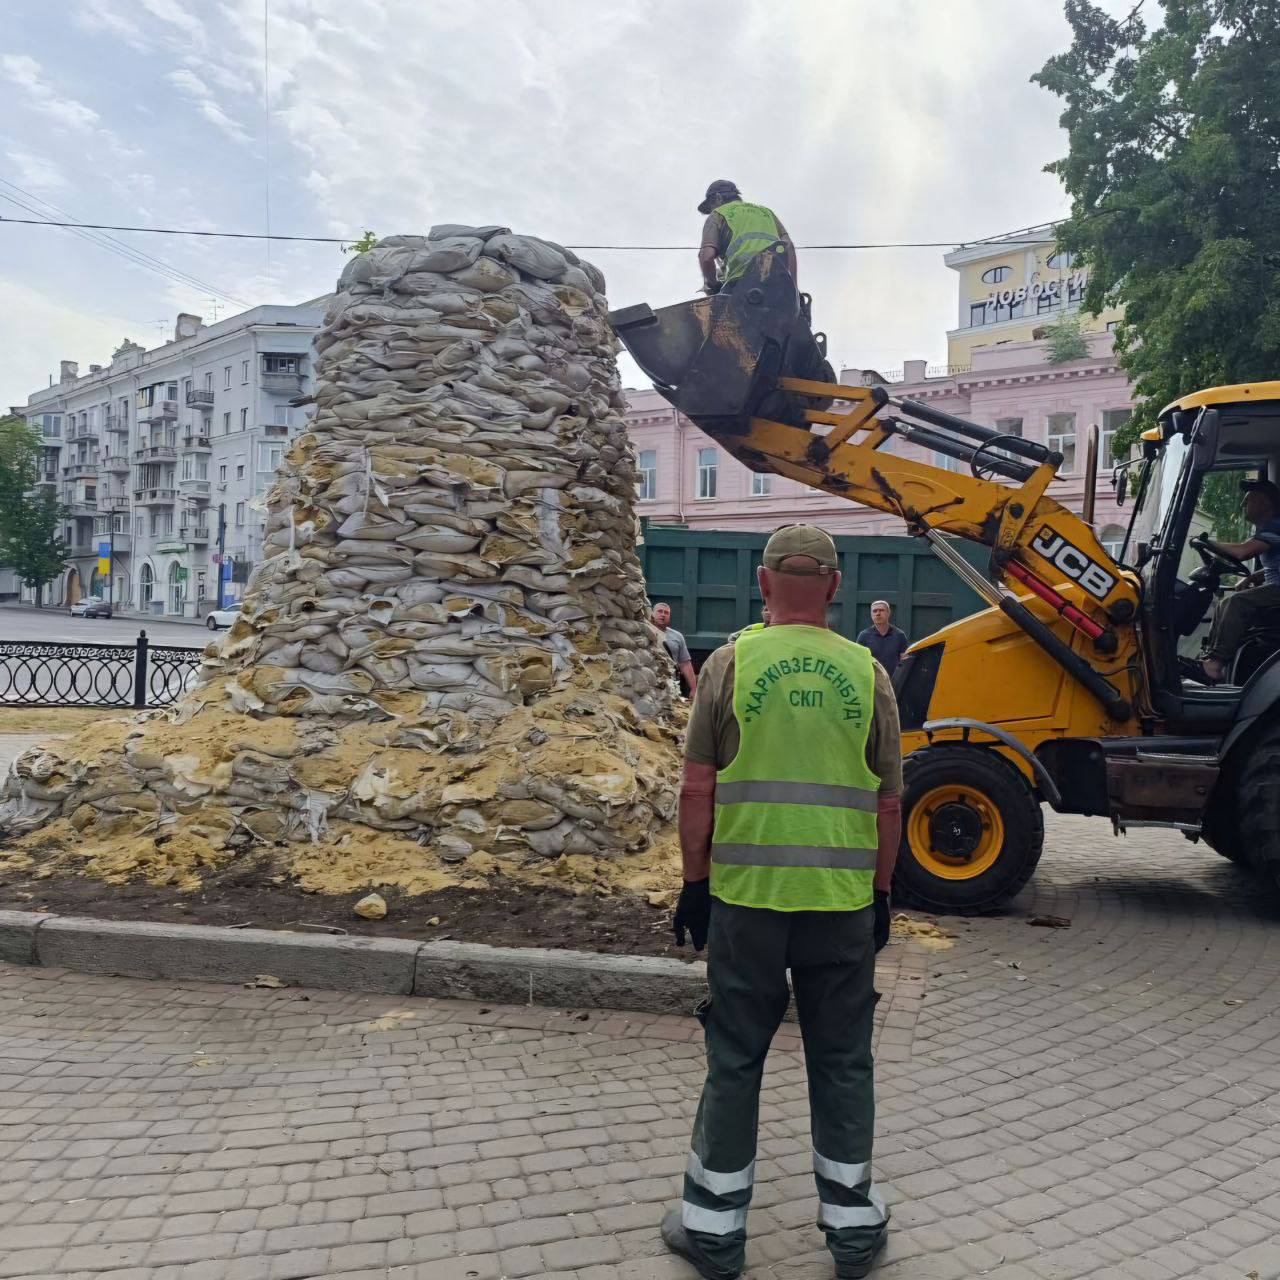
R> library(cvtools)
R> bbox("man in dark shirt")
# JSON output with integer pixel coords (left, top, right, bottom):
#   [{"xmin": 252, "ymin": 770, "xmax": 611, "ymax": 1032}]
[
  {"xmin": 856, "ymin": 600, "xmax": 909, "ymax": 677},
  {"xmin": 1199, "ymin": 480, "xmax": 1280, "ymax": 682}
]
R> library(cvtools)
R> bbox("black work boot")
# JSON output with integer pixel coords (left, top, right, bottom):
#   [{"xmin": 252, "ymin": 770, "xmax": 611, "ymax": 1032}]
[
  {"xmin": 660, "ymin": 1208, "xmax": 742, "ymax": 1280},
  {"xmin": 833, "ymin": 1228, "xmax": 888, "ymax": 1278}
]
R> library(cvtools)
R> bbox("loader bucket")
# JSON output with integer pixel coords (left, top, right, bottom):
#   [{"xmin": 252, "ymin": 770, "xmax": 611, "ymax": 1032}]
[{"xmin": 608, "ymin": 249, "xmax": 830, "ymax": 434}]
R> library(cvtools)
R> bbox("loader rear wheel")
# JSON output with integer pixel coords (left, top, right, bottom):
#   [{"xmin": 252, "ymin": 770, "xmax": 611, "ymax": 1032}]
[
  {"xmin": 894, "ymin": 745, "xmax": 1044, "ymax": 914},
  {"xmin": 1232, "ymin": 721, "xmax": 1280, "ymax": 890}
]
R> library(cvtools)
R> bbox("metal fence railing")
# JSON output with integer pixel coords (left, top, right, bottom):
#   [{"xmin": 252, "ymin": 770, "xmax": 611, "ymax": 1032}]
[{"xmin": 0, "ymin": 631, "xmax": 204, "ymax": 708}]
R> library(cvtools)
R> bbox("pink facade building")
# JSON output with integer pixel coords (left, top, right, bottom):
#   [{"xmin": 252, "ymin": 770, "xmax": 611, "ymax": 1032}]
[{"xmin": 623, "ymin": 329, "xmax": 1134, "ymax": 559}]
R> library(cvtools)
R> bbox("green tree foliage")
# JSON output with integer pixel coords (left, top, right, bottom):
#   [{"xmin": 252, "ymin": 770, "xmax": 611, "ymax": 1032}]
[
  {"xmin": 1035, "ymin": 1, "xmax": 1280, "ymax": 454},
  {"xmin": 344, "ymin": 230, "xmax": 378, "ymax": 255},
  {"xmin": 0, "ymin": 415, "xmax": 70, "ymax": 605},
  {"xmin": 1044, "ymin": 309, "xmax": 1090, "ymax": 364}
]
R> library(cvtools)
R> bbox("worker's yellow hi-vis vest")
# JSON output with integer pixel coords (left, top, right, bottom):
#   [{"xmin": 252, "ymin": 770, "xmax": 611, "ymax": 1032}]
[
  {"xmin": 717, "ymin": 200, "xmax": 785, "ymax": 284},
  {"xmin": 711, "ymin": 624, "xmax": 879, "ymax": 912}
]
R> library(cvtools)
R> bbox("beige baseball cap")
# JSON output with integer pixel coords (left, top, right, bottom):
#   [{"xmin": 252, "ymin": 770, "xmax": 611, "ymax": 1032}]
[{"xmin": 762, "ymin": 524, "xmax": 838, "ymax": 574}]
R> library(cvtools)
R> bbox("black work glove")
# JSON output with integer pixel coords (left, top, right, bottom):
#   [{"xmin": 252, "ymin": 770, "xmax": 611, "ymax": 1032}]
[
  {"xmin": 673, "ymin": 878, "xmax": 712, "ymax": 951},
  {"xmin": 701, "ymin": 279, "xmax": 722, "ymax": 296},
  {"xmin": 873, "ymin": 890, "xmax": 891, "ymax": 953}
]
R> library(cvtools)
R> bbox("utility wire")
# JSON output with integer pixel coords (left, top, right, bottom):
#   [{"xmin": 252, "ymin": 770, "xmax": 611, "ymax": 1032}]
[
  {"xmin": 0, "ymin": 214, "xmax": 1072, "ymax": 253},
  {"xmin": 0, "ymin": 185, "xmax": 251, "ymax": 307}
]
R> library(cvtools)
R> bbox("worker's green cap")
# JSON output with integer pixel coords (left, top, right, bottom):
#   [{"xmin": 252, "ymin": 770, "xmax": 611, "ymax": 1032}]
[{"xmin": 763, "ymin": 524, "xmax": 838, "ymax": 575}]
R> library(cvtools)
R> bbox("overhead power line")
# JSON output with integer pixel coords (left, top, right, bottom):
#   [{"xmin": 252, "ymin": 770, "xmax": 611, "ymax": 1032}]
[
  {"xmin": 0, "ymin": 213, "xmax": 1070, "ymax": 253},
  {"xmin": 0, "ymin": 184, "xmax": 251, "ymax": 308}
]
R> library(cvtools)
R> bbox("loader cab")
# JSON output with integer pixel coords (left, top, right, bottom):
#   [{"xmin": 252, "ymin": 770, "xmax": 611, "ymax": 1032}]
[{"xmin": 1123, "ymin": 384, "xmax": 1280, "ymax": 728}]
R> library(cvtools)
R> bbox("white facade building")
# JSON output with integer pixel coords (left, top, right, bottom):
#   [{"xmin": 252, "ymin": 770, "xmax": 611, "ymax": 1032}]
[{"xmin": 16, "ymin": 305, "xmax": 323, "ymax": 616}]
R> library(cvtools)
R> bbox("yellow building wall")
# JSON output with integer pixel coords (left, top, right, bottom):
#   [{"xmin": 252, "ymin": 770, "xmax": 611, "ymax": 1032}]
[{"xmin": 946, "ymin": 240, "xmax": 1122, "ymax": 366}]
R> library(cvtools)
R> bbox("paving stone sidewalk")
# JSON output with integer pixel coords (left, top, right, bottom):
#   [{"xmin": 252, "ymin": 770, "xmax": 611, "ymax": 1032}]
[{"xmin": 2, "ymin": 815, "xmax": 1280, "ymax": 1279}]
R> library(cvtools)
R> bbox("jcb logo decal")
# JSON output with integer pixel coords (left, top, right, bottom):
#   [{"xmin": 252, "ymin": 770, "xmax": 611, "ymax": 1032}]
[{"xmin": 1031, "ymin": 527, "xmax": 1117, "ymax": 599}]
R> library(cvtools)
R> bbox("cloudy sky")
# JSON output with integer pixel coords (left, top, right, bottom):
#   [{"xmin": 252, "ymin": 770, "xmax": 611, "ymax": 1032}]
[{"xmin": 0, "ymin": 0, "xmax": 1125, "ymax": 413}]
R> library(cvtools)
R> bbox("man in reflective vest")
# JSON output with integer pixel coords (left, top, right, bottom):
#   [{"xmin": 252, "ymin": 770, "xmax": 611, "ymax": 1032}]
[
  {"xmin": 661, "ymin": 523, "xmax": 903, "ymax": 1280},
  {"xmin": 698, "ymin": 179, "xmax": 798, "ymax": 294}
]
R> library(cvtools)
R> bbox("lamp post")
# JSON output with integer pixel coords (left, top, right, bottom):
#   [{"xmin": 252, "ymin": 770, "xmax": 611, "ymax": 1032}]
[{"xmin": 216, "ymin": 502, "xmax": 227, "ymax": 609}]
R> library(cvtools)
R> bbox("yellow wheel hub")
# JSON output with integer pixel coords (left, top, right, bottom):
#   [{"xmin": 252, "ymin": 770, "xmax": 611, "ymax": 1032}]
[{"xmin": 907, "ymin": 783, "xmax": 1004, "ymax": 880}]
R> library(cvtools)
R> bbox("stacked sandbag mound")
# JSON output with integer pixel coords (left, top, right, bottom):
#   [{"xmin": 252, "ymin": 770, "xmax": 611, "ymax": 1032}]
[{"xmin": 0, "ymin": 228, "xmax": 683, "ymax": 895}]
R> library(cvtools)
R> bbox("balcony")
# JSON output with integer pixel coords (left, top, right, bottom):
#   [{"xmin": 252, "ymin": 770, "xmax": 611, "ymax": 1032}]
[
  {"xmin": 262, "ymin": 370, "xmax": 305, "ymax": 394},
  {"xmin": 134, "ymin": 488, "xmax": 177, "ymax": 506},
  {"xmin": 101, "ymin": 495, "xmax": 131, "ymax": 512},
  {"xmin": 133, "ymin": 445, "xmax": 177, "ymax": 462},
  {"xmin": 67, "ymin": 540, "xmax": 96, "ymax": 557},
  {"xmin": 186, "ymin": 387, "xmax": 215, "ymax": 408},
  {"xmin": 36, "ymin": 475, "xmax": 58, "ymax": 488},
  {"xmin": 180, "ymin": 525, "xmax": 210, "ymax": 545},
  {"xmin": 139, "ymin": 399, "xmax": 178, "ymax": 422},
  {"xmin": 67, "ymin": 501, "xmax": 98, "ymax": 518},
  {"xmin": 178, "ymin": 477, "xmax": 212, "ymax": 500},
  {"xmin": 99, "ymin": 532, "xmax": 132, "ymax": 553},
  {"xmin": 66, "ymin": 426, "xmax": 98, "ymax": 445},
  {"xmin": 63, "ymin": 461, "xmax": 99, "ymax": 479},
  {"xmin": 104, "ymin": 414, "xmax": 129, "ymax": 433},
  {"xmin": 182, "ymin": 434, "xmax": 212, "ymax": 451},
  {"xmin": 263, "ymin": 423, "xmax": 290, "ymax": 438},
  {"xmin": 99, "ymin": 455, "xmax": 131, "ymax": 474}
]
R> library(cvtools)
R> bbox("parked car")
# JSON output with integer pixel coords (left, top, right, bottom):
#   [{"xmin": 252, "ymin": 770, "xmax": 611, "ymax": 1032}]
[
  {"xmin": 69, "ymin": 599, "xmax": 113, "ymax": 619},
  {"xmin": 205, "ymin": 603, "xmax": 242, "ymax": 630}
]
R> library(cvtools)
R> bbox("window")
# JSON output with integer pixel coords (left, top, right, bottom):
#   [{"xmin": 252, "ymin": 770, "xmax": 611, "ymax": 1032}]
[
  {"xmin": 1046, "ymin": 250, "xmax": 1076, "ymax": 271},
  {"xmin": 981, "ymin": 265, "xmax": 1012, "ymax": 284},
  {"xmin": 262, "ymin": 354, "xmax": 299, "ymax": 374},
  {"xmin": 1098, "ymin": 524, "xmax": 1126, "ymax": 561},
  {"xmin": 223, "ymin": 366, "xmax": 232, "ymax": 389},
  {"xmin": 135, "ymin": 517, "xmax": 143, "ymax": 538},
  {"xmin": 260, "ymin": 444, "xmax": 283, "ymax": 472},
  {"xmin": 239, "ymin": 408, "xmax": 248, "ymax": 431},
  {"xmin": 696, "ymin": 447, "xmax": 717, "ymax": 499},
  {"xmin": 235, "ymin": 501, "xmax": 246, "ymax": 527},
  {"xmin": 181, "ymin": 456, "xmax": 193, "ymax": 481},
  {"xmin": 222, "ymin": 412, "xmax": 231, "ymax": 436},
  {"xmin": 969, "ymin": 302, "xmax": 989, "ymax": 327},
  {"xmin": 241, "ymin": 360, "xmax": 249, "ymax": 384},
  {"xmin": 995, "ymin": 416, "xmax": 1024, "ymax": 439},
  {"xmin": 136, "ymin": 386, "xmax": 154, "ymax": 408},
  {"xmin": 1037, "ymin": 291, "xmax": 1058, "ymax": 314},
  {"xmin": 183, "ymin": 378, "xmax": 192, "ymax": 399},
  {"xmin": 165, "ymin": 382, "xmax": 178, "ymax": 402},
  {"xmin": 219, "ymin": 465, "xmax": 227, "ymax": 483},
  {"xmin": 751, "ymin": 472, "xmax": 772, "ymax": 496},
  {"xmin": 204, "ymin": 372, "xmax": 213, "ymax": 391},
  {"xmin": 236, "ymin": 462, "xmax": 246, "ymax": 480},
  {"xmin": 933, "ymin": 449, "xmax": 965, "ymax": 474},
  {"xmin": 274, "ymin": 404, "xmax": 291, "ymax": 426},
  {"xmin": 1100, "ymin": 408, "xmax": 1132, "ymax": 464},
  {"xmin": 1047, "ymin": 412, "xmax": 1077, "ymax": 473},
  {"xmin": 636, "ymin": 449, "xmax": 657, "ymax": 501}
]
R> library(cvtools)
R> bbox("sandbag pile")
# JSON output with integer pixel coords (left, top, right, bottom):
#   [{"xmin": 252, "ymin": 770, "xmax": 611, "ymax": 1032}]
[{"xmin": 0, "ymin": 229, "xmax": 684, "ymax": 893}]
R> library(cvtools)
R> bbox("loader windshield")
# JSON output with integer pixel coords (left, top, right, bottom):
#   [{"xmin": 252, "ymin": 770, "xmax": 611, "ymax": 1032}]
[{"xmin": 1123, "ymin": 433, "xmax": 1188, "ymax": 563}]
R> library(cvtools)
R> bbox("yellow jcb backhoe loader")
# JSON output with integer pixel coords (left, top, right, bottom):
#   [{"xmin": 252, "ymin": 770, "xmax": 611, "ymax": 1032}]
[{"xmin": 612, "ymin": 251, "xmax": 1280, "ymax": 911}]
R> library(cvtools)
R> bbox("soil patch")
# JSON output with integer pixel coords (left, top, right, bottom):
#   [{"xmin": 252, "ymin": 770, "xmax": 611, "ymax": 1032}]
[
  {"xmin": 0, "ymin": 708, "xmax": 130, "ymax": 733},
  {"xmin": 0, "ymin": 865, "xmax": 682, "ymax": 959}
]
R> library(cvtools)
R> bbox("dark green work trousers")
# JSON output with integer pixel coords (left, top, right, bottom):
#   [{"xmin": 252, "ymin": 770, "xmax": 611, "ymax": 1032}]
[{"xmin": 682, "ymin": 898, "xmax": 886, "ymax": 1273}]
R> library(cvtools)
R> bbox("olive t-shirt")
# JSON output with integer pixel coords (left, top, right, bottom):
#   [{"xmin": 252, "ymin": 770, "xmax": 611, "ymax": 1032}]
[{"xmin": 684, "ymin": 637, "xmax": 903, "ymax": 795}]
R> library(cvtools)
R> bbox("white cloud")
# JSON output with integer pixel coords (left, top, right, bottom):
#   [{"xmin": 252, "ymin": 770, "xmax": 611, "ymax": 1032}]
[
  {"xmin": 165, "ymin": 67, "xmax": 251, "ymax": 144},
  {"xmin": 5, "ymin": 149, "xmax": 69, "ymax": 194},
  {"xmin": 74, "ymin": 0, "xmax": 152, "ymax": 51},
  {"xmin": 139, "ymin": 0, "xmax": 206, "ymax": 43},
  {"xmin": 1, "ymin": 54, "xmax": 102, "ymax": 133}
]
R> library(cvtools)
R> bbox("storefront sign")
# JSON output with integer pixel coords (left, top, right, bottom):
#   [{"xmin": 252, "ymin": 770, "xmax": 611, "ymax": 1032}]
[{"xmin": 986, "ymin": 269, "xmax": 1088, "ymax": 307}]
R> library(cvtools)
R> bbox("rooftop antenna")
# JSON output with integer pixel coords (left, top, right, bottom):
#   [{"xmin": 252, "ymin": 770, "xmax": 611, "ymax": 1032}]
[{"xmin": 207, "ymin": 297, "xmax": 222, "ymax": 322}]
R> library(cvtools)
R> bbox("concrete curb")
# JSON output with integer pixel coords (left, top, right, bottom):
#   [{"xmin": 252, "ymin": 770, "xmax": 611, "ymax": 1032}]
[{"xmin": 0, "ymin": 909, "xmax": 706, "ymax": 1015}]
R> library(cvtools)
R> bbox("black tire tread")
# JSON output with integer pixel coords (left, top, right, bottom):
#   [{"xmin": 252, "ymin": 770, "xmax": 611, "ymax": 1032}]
[
  {"xmin": 894, "ymin": 744, "xmax": 1044, "ymax": 914},
  {"xmin": 1234, "ymin": 728, "xmax": 1280, "ymax": 887}
]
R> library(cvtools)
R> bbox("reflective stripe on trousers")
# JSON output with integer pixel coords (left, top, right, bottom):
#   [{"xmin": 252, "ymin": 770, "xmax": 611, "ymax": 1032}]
[
  {"xmin": 682, "ymin": 1150, "xmax": 755, "ymax": 1235},
  {"xmin": 814, "ymin": 1150, "xmax": 888, "ymax": 1231}
]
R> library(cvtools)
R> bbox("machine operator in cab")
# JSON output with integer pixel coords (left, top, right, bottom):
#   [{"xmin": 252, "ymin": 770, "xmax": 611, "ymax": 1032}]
[{"xmin": 698, "ymin": 180, "xmax": 798, "ymax": 295}]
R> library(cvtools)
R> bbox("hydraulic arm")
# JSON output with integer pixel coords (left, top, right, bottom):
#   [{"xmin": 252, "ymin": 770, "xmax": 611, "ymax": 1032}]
[{"xmin": 610, "ymin": 253, "xmax": 1141, "ymax": 723}]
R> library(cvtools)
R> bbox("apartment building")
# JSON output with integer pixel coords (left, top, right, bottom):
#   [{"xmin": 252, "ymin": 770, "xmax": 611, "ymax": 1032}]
[{"xmin": 17, "ymin": 304, "xmax": 323, "ymax": 616}]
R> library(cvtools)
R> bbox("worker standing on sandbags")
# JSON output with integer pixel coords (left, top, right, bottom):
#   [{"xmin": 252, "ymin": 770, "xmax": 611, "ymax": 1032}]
[
  {"xmin": 662, "ymin": 523, "xmax": 903, "ymax": 1280},
  {"xmin": 697, "ymin": 180, "xmax": 798, "ymax": 295}
]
